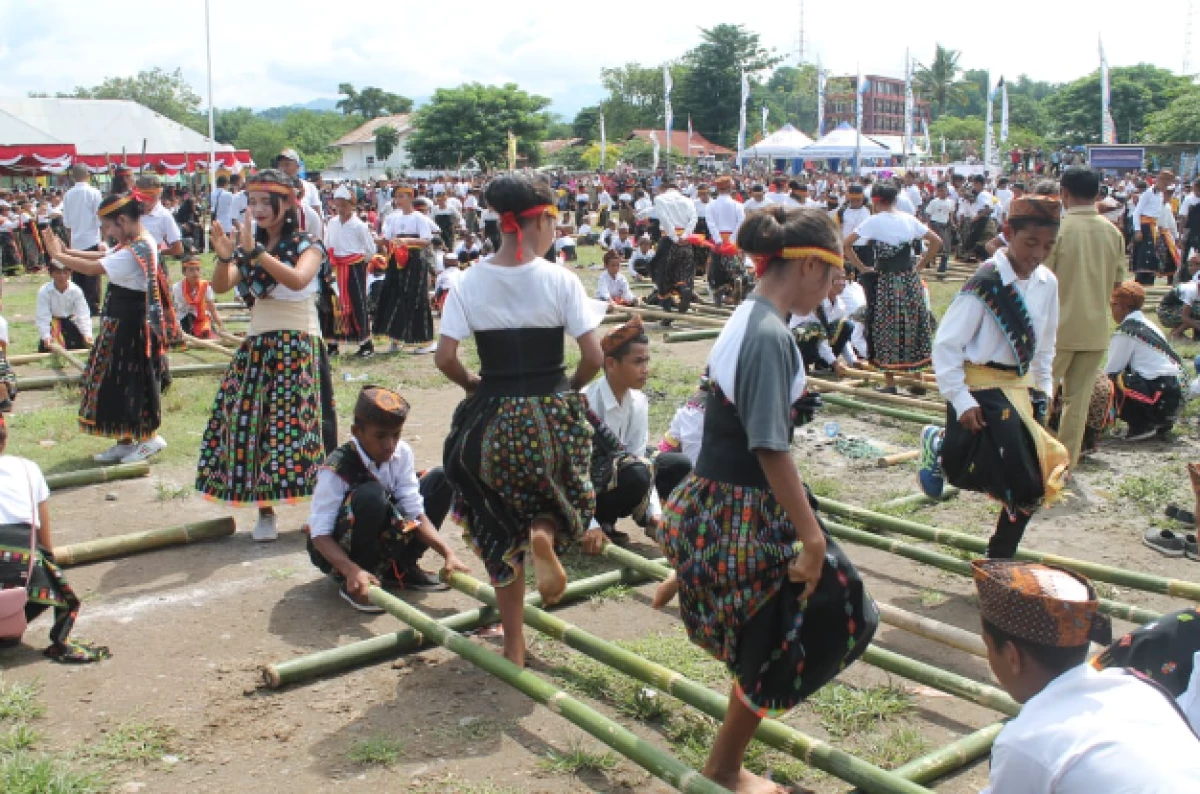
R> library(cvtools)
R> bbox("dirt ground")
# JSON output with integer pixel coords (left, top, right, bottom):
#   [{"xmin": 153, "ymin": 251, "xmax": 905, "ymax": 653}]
[{"xmin": 4, "ymin": 289, "xmax": 1200, "ymax": 794}]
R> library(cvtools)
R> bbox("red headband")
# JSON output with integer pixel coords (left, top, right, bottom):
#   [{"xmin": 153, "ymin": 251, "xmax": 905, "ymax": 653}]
[{"xmin": 499, "ymin": 204, "xmax": 556, "ymax": 251}]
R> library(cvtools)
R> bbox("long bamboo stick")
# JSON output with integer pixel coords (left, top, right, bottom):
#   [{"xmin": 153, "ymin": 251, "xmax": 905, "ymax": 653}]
[
  {"xmin": 369, "ymin": 587, "xmax": 732, "ymax": 794},
  {"xmin": 635, "ymin": 306, "xmax": 727, "ymax": 328},
  {"xmin": 217, "ymin": 330, "xmax": 245, "ymax": 346},
  {"xmin": 876, "ymin": 450, "xmax": 920, "ymax": 467},
  {"xmin": 18, "ymin": 362, "xmax": 227, "ymax": 391},
  {"xmin": 821, "ymin": 519, "xmax": 1162, "ymax": 625},
  {"xmin": 262, "ymin": 565, "xmax": 656, "ymax": 688},
  {"xmin": 45, "ymin": 461, "xmax": 150, "ymax": 491},
  {"xmin": 664, "ymin": 329, "xmax": 721, "ymax": 343},
  {"xmin": 820, "ymin": 394, "xmax": 945, "ymax": 427},
  {"xmin": 811, "ymin": 379, "xmax": 942, "ymax": 411},
  {"xmin": 46, "ymin": 341, "xmax": 87, "ymax": 373},
  {"xmin": 7, "ymin": 352, "xmax": 54, "ymax": 366},
  {"xmin": 182, "ymin": 332, "xmax": 235, "ymax": 358},
  {"xmin": 447, "ymin": 570, "xmax": 936, "ymax": 794},
  {"xmin": 875, "ymin": 603, "xmax": 987, "ymax": 658},
  {"xmin": 846, "ymin": 366, "xmax": 938, "ymax": 387},
  {"xmin": 877, "ymin": 488, "xmax": 961, "ymax": 510},
  {"xmin": 816, "ymin": 495, "xmax": 1200, "ymax": 603},
  {"xmin": 883, "ymin": 722, "xmax": 1005, "ymax": 787},
  {"xmin": 53, "ymin": 517, "xmax": 235, "ymax": 567}
]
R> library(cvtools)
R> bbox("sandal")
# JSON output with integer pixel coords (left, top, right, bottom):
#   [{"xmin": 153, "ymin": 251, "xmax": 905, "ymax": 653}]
[{"xmin": 44, "ymin": 639, "xmax": 111, "ymax": 664}]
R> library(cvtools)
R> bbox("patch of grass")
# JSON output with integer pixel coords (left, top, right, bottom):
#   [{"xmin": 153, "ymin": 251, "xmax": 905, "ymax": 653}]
[
  {"xmin": 0, "ymin": 725, "xmax": 41, "ymax": 755},
  {"xmin": 0, "ymin": 680, "xmax": 44, "ymax": 724},
  {"xmin": 1118, "ymin": 472, "xmax": 1179, "ymax": 511},
  {"xmin": 536, "ymin": 740, "xmax": 620, "ymax": 775},
  {"xmin": 0, "ymin": 751, "xmax": 108, "ymax": 794},
  {"xmin": 265, "ymin": 567, "xmax": 298, "ymax": 581},
  {"xmin": 1093, "ymin": 581, "xmax": 1119, "ymax": 600},
  {"xmin": 853, "ymin": 724, "xmax": 932, "ymax": 769},
  {"xmin": 620, "ymin": 630, "xmax": 728, "ymax": 687},
  {"xmin": 919, "ymin": 588, "xmax": 950, "ymax": 608},
  {"xmin": 807, "ymin": 683, "xmax": 914, "ymax": 739},
  {"xmin": 85, "ymin": 720, "xmax": 175, "ymax": 766},
  {"xmin": 348, "ymin": 736, "xmax": 403, "ymax": 767},
  {"xmin": 590, "ymin": 584, "xmax": 632, "ymax": 605},
  {"xmin": 432, "ymin": 717, "xmax": 511, "ymax": 743},
  {"xmin": 153, "ymin": 479, "xmax": 191, "ymax": 502}
]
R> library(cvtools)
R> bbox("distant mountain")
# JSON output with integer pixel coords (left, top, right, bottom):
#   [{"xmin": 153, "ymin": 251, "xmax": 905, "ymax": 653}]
[{"xmin": 255, "ymin": 98, "xmax": 341, "ymax": 121}]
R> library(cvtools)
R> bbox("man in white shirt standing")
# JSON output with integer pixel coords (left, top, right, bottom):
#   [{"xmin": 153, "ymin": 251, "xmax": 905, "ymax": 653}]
[
  {"xmin": 61, "ymin": 164, "xmax": 103, "ymax": 313},
  {"xmin": 36, "ymin": 263, "xmax": 92, "ymax": 351},
  {"xmin": 210, "ymin": 174, "xmax": 235, "ymax": 232},
  {"xmin": 742, "ymin": 183, "xmax": 772, "ymax": 213},
  {"xmin": 325, "ymin": 185, "xmax": 378, "ymax": 358},
  {"xmin": 276, "ymin": 148, "xmax": 324, "ymax": 236},
  {"xmin": 903, "ymin": 172, "xmax": 924, "ymax": 216},
  {"xmin": 228, "ymin": 173, "xmax": 248, "ymax": 230},
  {"xmin": 646, "ymin": 177, "xmax": 699, "ymax": 315},
  {"xmin": 924, "ymin": 182, "xmax": 956, "ymax": 276},
  {"xmin": 1131, "ymin": 170, "xmax": 1172, "ymax": 285},
  {"xmin": 135, "ymin": 174, "xmax": 183, "ymax": 265},
  {"xmin": 994, "ymin": 177, "xmax": 1014, "ymax": 225},
  {"xmin": 706, "ymin": 175, "xmax": 747, "ymax": 305},
  {"xmin": 972, "ymin": 559, "xmax": 1200, "ymax": 794}
]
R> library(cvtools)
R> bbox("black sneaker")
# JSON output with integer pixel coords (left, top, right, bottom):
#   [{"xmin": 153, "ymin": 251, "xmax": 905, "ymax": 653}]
[
  {"xmin": 339, "ymin": 585, "xmax": 384, "ymax": 613},
  {"xmin": 354, "ymin": 341, "xmax": 374, "ymax": 358},
  {"xmin": 394, "ymin": 566, "xmax": 449, "ymax": 592},
  {"xmin": 1187, "ymin": 534, "xmax": 1200, "ymax": 562},
  {"xmin": 327, "ymin": 343, "xmax": 340, "ymax": 356},
  {"xmin": 1126, "ymin": 425, "xmax": 1157, "ymax": 442},
  {"xmin": 1143, "ymin": 527, "xmax": 1187, "ymax": 558},
  {"xmin": 1166, "ymin": 505, "xmax": 1196, "ymax": 525}
]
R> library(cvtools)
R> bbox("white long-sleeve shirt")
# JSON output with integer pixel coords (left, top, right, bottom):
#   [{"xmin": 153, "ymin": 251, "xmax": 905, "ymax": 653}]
[
  {"xmin": 324, "ymin": 214, "xmax": 375, "ymax": 258},
  {"xmin": 628, "ymin": 248, "xmax": 654, "ymax": 278},
  {"xmin": 596, "ymin": 270, "xmax": 635, "ymax": 303},
  {"xmin": 62, "ymin": 181, "xmax": 102, "ymax": 249},
  {"xmin": 583, "ymin": 377, "xmax": 660, "ymax": 521},
  {"xmin": 35, "ymin": 281, "xmax": 92, "ymax": 341},
  {"xmin": 707, "ymin": 194, "xmax": 745, "ymax": 241},
  {"xmin": 933, "ymin": 252, "xmax": 1059, "ymax": 416},
  {"xmin": 653, "ymin": 190, "xmax": 697, "ymax": 240},
  {"xmin": 307, "ymin": 438, "xmax": 425, "ymax": 538},
  {"xmin": 1104, "ymin": 311, "xmax": 1183, "ymax": 379},
  {"xmin": 1133, "ymin": 188, "xmax": 1165, "ymax": 229}
]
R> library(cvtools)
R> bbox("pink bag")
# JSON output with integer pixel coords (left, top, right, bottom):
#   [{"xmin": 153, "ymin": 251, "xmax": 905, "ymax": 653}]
[{"xmin": 0, "ymin": 465, "xmax": 38, "ymax": 642}]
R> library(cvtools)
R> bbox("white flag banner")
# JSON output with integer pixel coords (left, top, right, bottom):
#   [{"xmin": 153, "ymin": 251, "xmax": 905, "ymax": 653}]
[
  {"xmin": 854, "ymin": 70, "xmax": 867, "ymax": 172},
  {"xmin": 663, "ymin": 65, "xmax": 673, "ymax": 163},
  {"xmin": 903, "ymin": 51, "xmax": 914, "ymax": 158},
  {"xmin": 984, "ymin": 72, "xmax": 996, "ymax": 172},
  {"xmin": 1100, "ymin": 39, "xmax": 1116, "ymax": 144},
  {"xmin": 650, "ymin": 131, "xmax": 661, "ymax": 170},
  {"xmin": 737, "ymin": 70, "xmax": 750, "ymax": 168},
  {"xmin": 1000, "ymin": 79, "xmax": 1009, "ymax": 144},
  {"xmin": 816, "ymin": 65, "xmax": 826, "ymax": 137},
  {"xmin": 687, "ymin": 115, "xmax": 694, "ymax": 162},
  {"xmin": 762, "ymin": 105, "xmax": 768, "ymax": 138},
  {"xmin": 600, "ymin": 112, "xmax": 606, "ymax": 170}
]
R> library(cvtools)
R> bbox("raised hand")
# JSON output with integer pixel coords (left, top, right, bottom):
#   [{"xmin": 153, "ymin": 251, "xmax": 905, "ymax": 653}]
[{"xmin": 210, "ymin": 221, "xmax": 234, "ymax": 260}]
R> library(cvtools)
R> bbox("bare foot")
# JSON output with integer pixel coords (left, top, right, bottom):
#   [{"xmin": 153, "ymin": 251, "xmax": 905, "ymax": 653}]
[
  {"xmin": 530, "ymin": 527, "xmax": 567, "ymax": 606},
  {"xmin": 502, "ymin": 637, "xmax": 525, "ymax": 668},
  {"xmin": 651, "ymin": 572, "xmax": 679, "ymax": 609},
  {"xmin": 706, "ymin": 768, "xmax": 788, "ymax": 794}
]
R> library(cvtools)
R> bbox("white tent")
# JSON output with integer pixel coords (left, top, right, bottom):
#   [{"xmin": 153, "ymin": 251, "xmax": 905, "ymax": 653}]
[
  {"xmin": 747, "ymin": 124, "xmax": 815, "ymax": 159},
  {"xmin": 798, "ymin": 122, "xmax": 893, "ymax": 160}
]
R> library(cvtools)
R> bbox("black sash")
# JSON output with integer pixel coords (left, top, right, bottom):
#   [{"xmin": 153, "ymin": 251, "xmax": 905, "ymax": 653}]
[
  {"xmin": 960, "ymin": 263, "xmax": 1037, "ymax": 376},
  {"xmin": 1117, "ymin": 317, "xmax": 1185, "ymax": 370}
]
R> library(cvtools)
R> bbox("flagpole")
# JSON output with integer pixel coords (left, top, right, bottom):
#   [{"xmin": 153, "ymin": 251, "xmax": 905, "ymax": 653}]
[
  {"xmin": 902, "ymin": 49, "xmax": 910, "ymax": 171},
  {"xmin": 854, "ymin": 65, "xmax": 863, "ymax": 177},
  {"xmin": 205, "ymin": 0, "xmax": 216, "ymax": 195}
]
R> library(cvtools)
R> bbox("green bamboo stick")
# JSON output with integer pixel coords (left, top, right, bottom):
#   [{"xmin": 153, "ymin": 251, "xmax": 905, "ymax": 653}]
[
  {"xmin": 876, "ymin": 488, "xmax": 961, "ymax": 510},
  {"xmin": 53, "ymin": 517, "xmax": 236, "ymax": 566},
  {"xmin": 822, "ymin": 519, "xmax": 1162, "ymax": 625},
  {"xmin": 44, "ymin": 461, "xmax": 150, "ymax": 491},
  {"xmin": 886, "ymin": 722, "xmax": 1005, "ymax": 786},
  {"xmin": 262, "ymin": 565, "xmax": 653, "ymax": 688},
  {"xmin": 18, "ymin": 362, "xmax": 227, "ymax": 391},
  {"xmin": 7, "ymin": 352, "xmax": 54, "ymax": 366},
  {"xmin": 817, "ymin": 495, "xmax": 1200, "ymax": 602},
  {"xmin": 664, "ymin": 329, "xmax": 721, "ymax": 343},
  {"xmin": 821, "ymin": 394, "xmax": 945, "ymax": 427},
  {"xmin": 369, "ymin": 587, "xmax": 732, "ymax": 794}
]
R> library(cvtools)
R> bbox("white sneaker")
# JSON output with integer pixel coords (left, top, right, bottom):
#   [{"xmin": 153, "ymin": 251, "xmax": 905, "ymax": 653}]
[
  {"xmin": 94, "ymin": 443, "xmax": 135, "ymax": 463},
  {"xmin": 412, "ymin": 343, "xmax": 437, "ymax": 355},
  {"xmin": 119, "ymin": 436, "xmax": 167, "ymax": 463},
  {"xmin": 388, "ymin": 341, "xmax": 402, "ymax": 353},
  {"xmin": 252, "ymin": 512, "xmax": 278, "ymax": 542}
]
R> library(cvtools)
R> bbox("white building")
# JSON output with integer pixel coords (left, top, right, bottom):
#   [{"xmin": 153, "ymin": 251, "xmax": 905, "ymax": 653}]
[{"xmin": 325, "ymin": 114, "xmax": 413, "ymax": 181}]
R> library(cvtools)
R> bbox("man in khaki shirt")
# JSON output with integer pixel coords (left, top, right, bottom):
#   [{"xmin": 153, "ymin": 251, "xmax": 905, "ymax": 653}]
[{"xmin": 1044, "ymin": 166, "xmax": 1127, "ymax": 466}]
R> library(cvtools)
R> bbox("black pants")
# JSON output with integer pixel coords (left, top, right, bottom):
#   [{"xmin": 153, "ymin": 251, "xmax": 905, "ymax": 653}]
[
  {"xmin": 74, "ymin": 244, "xmax": 103, "ymax": 315},
  {"xmin": 593, "ymin": 452, "xmax": 694, "ymax": 527},
  {"xmin": 37, "ymin": 318, "xmax": 87, "ymax": 351},
  {"xmin": 987, "ymin": 508, "xmax": 1032, "ymax": 559},
  {"xmin": 342, "ymin": 467, "xmax": 454, "ymax": 573},
  {"xmin": 654, "ymin": 451, "xmax": 693, "ymax": 502},
  {"xmin": 929, "ymin": 222, "xmax": 951, "ymax": 272}
]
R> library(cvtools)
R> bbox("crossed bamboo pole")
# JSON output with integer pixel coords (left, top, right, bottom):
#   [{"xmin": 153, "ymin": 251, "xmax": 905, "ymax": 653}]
[{"xmin": 18, "ymin": 362, "xmax": 227, "ymax": 391}]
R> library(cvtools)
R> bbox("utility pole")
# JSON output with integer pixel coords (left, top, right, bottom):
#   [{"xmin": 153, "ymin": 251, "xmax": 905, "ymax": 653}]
[
  {"xmin": 797, "ymin": 0, "xmax": 806, "ymax": 65},
  {"xmin": 1185, "ymin": 0, "xmax": 1195, "ymax": 75}
]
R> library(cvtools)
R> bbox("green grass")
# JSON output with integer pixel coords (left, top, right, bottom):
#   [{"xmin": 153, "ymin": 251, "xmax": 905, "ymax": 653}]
[
  {"xmin": 0, "ymin": 725, "xmax": 40, "ymax": 754},
  {"xmin": 854, "ymin": 724, "xmax": 932, "ymax": 769},
  {"xmin": 347, "ymin": 736, "xmax": 403, "ymax": 767},
  {"xmin": 806, "ymin": 683, "xmax": 914, "ymax": 739},
  {"xmin": 1117, "ymin": 471, "xmax": 1182, "ymax": 512},
  {"xmin": 85, "ymin": 720, "xmax": 175, "ymax": 766},
  {"xmin": 536, "ymin": 740, "xmax": 620, "ymax": 775},
  {"xmin": 919, "ymin": 588, "xmax": 950, "ymax": 608},
  {"xmin": 0, "ymin": 681, "xmax": 44, "ymax": 724},
  {"xmin": 589, "ymin": 584, "xmax": 632, "ymax": 605},
  {"xmin": 0, "ymin": 678, "xmax": 108, "ymax": 794},
  {"xmin": 152, "ymin": 479, "xmax": 191, "ymax": 502}
]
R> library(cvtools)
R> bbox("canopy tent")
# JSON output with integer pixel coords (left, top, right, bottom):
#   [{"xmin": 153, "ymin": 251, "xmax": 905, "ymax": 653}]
[
  {"xmin": 0, "ymin": 98, "xmax": 251, "ymax": 175},
  {"xmin": 869, "ymin": 134, "xmax": 928, "ymax": 159},
  {"xmin": 0, "ymin": 110, "xmax": 76, "ymax": 174},
  {"xmin": 746, "ymin": 124, "xmax": 815, "ymax": 159},
  {"xmin": 798, "ymin": 122, "xmax": 893, "ymax": 161}
]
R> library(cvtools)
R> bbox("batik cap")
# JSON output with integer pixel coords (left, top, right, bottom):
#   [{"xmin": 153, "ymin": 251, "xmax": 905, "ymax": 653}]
[
  {"xmin": 973, "ymin": 559, "xmax": 1112, "ymax": 647},
  {"xmin": 1008, "ymin": 195, "xmax": 1062, "ymax": 223},
  {"xmin": 353, "ymin": 385, "xmax": 410, "ymax": 429},
  {"xmin": 600, "ymin": 314, "xmax": 645, "ymax": 356}
]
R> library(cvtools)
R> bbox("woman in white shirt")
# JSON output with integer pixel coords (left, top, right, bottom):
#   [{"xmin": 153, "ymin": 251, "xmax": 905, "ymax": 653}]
[
  {"xmin": 196, "ymin": 169, "xmax": 335, "ymax": 542},
  {"xmin": 40, "ymin": 192, "xmax": 180, "ymax": 464}
]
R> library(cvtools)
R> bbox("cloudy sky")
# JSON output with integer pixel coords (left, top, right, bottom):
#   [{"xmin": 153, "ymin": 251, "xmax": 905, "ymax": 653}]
[{"xmin": 0, "ymin": 0, "xmax": 1192, "ymax": 119}]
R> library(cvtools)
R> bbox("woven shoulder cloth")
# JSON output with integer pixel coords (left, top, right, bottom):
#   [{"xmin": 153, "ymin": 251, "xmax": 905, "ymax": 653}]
[
  {"xmin": 1117, "ymin": 317, "xmax": 1185, "ymax": 371},
  {"xmin": 236, "ymin": 231, "xmax": 324, "ymax": 302},
  {"xmin": 960, "ymin": 261, "xmax": 1037, "ymax": 376},
  {"xmin": 127, "ymin": 236, "xmax": 181, "ymax": 348}
]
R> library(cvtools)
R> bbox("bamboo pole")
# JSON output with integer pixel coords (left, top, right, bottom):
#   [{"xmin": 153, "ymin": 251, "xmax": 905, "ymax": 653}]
[
  {"xmin": 876, "ymin": 450, "xmax": 920, "ymax": 467},
  {"xmin": 182, "ymin": 332, "xmax": 235, "ymax": 358},
  {"xmin": 664, "ymin": 329, "xmax": 721, "ymax": 343},
  {"xmin": 446, "ymin": 569, "xmax": 936, "ymax": 794},
  {"xmin": 215, "ymin": 301, "xmax": 247, "ymax": 310},
  {"xmin": 18, "ymin": 362, "xmax": 227, "ymax": 391},
  {"xmin": 875, "ymin": 603, "xmax": 987, "ymax": 658},
  {"xmin": 816, "ymin": 495, "xmax": 1200, "ymax": 603},
  {"xmin": 820, "ymin": 394, "xmax": 944, "ymax": 427},
  {"xmin": 811, "ymin": 379, "xmax": 942, "ymax": 411},
  {"xmin": 7, "ymin": 352, "xmax": 54, "ymax": 366},
  {"xmin": 864, "ymin": 645, "xmax": 1020, "ymax": 716},
  {"xmin": 369, "ymin": 587, "xmax": 733, "ymax": 794},
  {"xmin": 53, "ymin": 517, "xmax": 236, "ymax": 567},
  {"xmin": 635, "ymin": 306, "xmax": 727, "ymax": 328},
  {"xmin": 846, "ymin": 366, "xmax": 938, "ymax": 387},
  {"xmin": 44, "ymin": 461, "xmax": 150, "ymax": 491},
  {"xmin": 262, "ymin": 565, "xmax": 656, "ymax": 688},
  {"xmin": 217, "ymin": 330, "xmax": 245, "ymax": 346},
  {"xmin": 46, "ymin": 341, "xmax": 87, "ymax": 373},
  {"xmin": 877, "ymin": 487, "xmax": 961, "ymax": 509},
  {"xmin": 821, "ymin": 519, "xmax": 1162, "ymax": 625},
  {"xmin": 883, "ymin": 722, "xmax": 1005, "ymax": 787}
]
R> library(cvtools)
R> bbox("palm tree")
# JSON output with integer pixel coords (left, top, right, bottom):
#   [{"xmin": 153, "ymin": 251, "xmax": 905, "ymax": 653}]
[{"xmin": 914, "ymin": 45, "xmax": 971, "ymax": 118}]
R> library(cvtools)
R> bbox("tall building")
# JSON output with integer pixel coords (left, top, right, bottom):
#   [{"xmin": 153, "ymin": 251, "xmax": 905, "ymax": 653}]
[{"xmin": 823, "ymin": 75, "xmax": 931, "ymax": 137}]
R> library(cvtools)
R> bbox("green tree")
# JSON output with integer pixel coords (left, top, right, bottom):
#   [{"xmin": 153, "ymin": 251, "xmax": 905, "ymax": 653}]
[
  {"xmin": 679, "ymin": 24, "xmax": 780, "ymax": 148},
  {"xmin": 1144, "ymin": 86, "xmax": 1200, "ymax": 142},
  {"xmin": 598, "ymin": 63, "xmax": 677, "ymax": 139},
  {"xmin": 1045, "ymin": 64, "xmax": 1191, "ymax": 144},
  {"xmin": 929, "ymin": 115, "xmax": 1044, "ymax": 161},
  {"xmin": 544, "ymin": 113, "xmax": 574, "ymax": 140},
  {"xmin": 234, "ymin": 118, "xmax": 289, "ymax": 170},
  {"xmin": 213, "ymin": 107, "xmax": 256, "ymax": 145},
  {"xmin": 67, "ymin": 67, "xmax": 205, "ymax": 131},
  {"xmin": 913, "ymin": 45, "xmax": 971, "ymax": 118},
  {"xmin": 336, "ymin": 83, "xmax": 412, "ymax": 117},
  {"xmin": 757, "ymin": 64, "xmax": 820, "ymax": 136},
  {"xmin": 408, "ymin": 83, "xmax": 550, "ymax": 169},
  {"xmin": 573, "ymin": 105, "xmax": 603, "ymax": 141},
  {"xmin": 375, "ymin": 124, "xmax": 401, "ymax": 161},
  {"xmin": 278, "ymin": 110, "xmax": 358, "ymax": 171}
]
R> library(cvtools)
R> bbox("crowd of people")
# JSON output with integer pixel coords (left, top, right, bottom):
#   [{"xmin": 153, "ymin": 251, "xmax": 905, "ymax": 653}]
[{"xmin": 2, "ymin": 150, "xmax": 1200, "ymax": 793}]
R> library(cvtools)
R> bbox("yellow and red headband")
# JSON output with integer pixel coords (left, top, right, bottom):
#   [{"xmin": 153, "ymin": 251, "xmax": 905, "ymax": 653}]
[
  {"xmin": 499, "ymin": 204, "xmax": 558, "ymax": 250},
  {"xmin": 754, "ymin": 245, "xmax": 843, "ymax": 278},
  {"xmin": 245, "ymin": 180, "xmax": 295, "ymax": 199},
  {"xmin": 98, "ymin": 189, "xmax": 149, "ymax": 218}
]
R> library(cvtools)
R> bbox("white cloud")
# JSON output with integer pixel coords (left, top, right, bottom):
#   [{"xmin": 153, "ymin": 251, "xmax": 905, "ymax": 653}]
[{"xmin": 0, "ymin": 0, "xmax": 1191, "ymax": 118}]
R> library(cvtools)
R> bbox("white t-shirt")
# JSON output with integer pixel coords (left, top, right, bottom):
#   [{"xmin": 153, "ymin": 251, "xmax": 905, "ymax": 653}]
[
  {"xmin": 382, "ymin": 211, "xmax": 431, "ymax": 241},
  {"xmin": 925, "ymin": 198, "xmax": 955, "ymax": 225},
  {"xmin": 435, "ymin": 267, "xmax": 463, "ymax": 294},
  {"xmin": 171, "ymin": 281, "xmax": 215, "ymax": 319},
  {"xmin": 439, "ymin": 258, "xmax": 605, "ymax": 340},
  {"xmin": 0, "ymin": 455, "xmax": 50, "ymax": 527},
  {"xmin": 852, "ymin": 211, "xmax": 930, "ymax": 246},
  {"xmin": 62, "ymin": 182, "xmax": 102, "ymax": 249},
  {"xmin": 101, "ymin": 246, "xmax": 149, "ymax": 292},
  {"xmin": 142, "ymin": 203, "xmax": 182, "ymax": 249},
  {"xmin": 0, "ymin": 314, "xmax": 7, "ymax": 345}
]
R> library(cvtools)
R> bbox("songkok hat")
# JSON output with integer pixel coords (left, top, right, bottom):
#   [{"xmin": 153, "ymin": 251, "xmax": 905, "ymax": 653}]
[
  {"xmin": 751, "ymin": 184, "xmax": 765, "ymax": 192},
  {"xmin": 973, "ymin": 559, "xmax": 1112, "ymax": 647},
  {"xmin": 278, "ymin": 148, "xmax": 301, "ymax": 163},
  {"xmin": 601, "ymin": 314, "xmax": 646, "ymax": 357},
  {"xmin": 714, "ymin": 175, "xmax": 733, "ymax": 190},
  {"xmin": 1112, "ymin": 280, "xmax": 1146, "ymax": 310},
  {"xmin": 1008, "ymin": 195, "xmax": 1061, "ymax": 223},
  {"xmin": 333, "ymin": 185, "xmax": 353, "ymax": 202},
  {"xmin": 847, "ymin": 184, "xmax": 865, "ymax": 195},
  {"xmin": 353, "ymin": 385, "xmax": 410, "ymax": 428}
]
